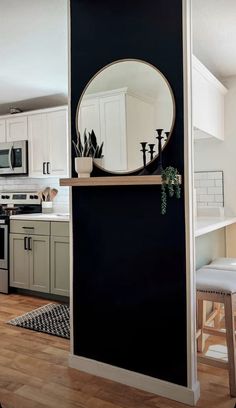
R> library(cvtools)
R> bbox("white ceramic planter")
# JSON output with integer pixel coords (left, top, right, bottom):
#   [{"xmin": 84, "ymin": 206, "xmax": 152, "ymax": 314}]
[
  {"xmin": 75, "ymin": 157, "xmax": 93, "ymax": 178},
  {"xmin": 42, "ymin": 201, "xmax": 53, "ymax": 214}
]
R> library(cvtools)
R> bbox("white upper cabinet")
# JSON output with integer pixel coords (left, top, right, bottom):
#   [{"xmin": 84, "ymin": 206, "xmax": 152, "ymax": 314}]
[
  {"xmin": 79, "ymin": 89, "xmax": 155, "ymax": 172},
  {"xmin": 0, "ymin": 115, "xmax": 27, "ymax": 142},
  {"xmin": 28, "ymin": 107, "xmax": 68, "ymax": 178},
  {"xmin": 78, "ymin": 98, "xmax": 101, "ymax": 140},
  {"xmin": 0, "ymin": 120, "xmax": 6, "ymax": 143},
  {"xmin": 6, "ymin": 116, "xmax": 28, "ymax": 141},
  {"xmin": 28, "ymin": 113, "xmax": 48, "ymax": 177},
  {"xmin": 193, "ymin": 55, "xmax": 227, "ymax": 140},
  {"xmin": 47, "ymin": 109, "xmax": 69, "ymax": 176}
]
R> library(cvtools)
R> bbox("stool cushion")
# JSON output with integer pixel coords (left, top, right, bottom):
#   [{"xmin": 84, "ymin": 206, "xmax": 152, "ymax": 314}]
[
  {"xmin": 205, "ymin": 257, "xmax": 236, "ymax": 271},
  {"xmin": 196, "ymin": 267, "xmax": 236, "ymax": 294}
]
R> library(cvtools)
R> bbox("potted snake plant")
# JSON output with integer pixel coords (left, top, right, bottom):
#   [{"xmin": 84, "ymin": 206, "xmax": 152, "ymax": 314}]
[
  {"xmin": 89, "ymin": 130, "xmax": 104, "ymax": 167},
  {"xmin": 73, "ymin": 130, "xmax": 93, "ymax": 177}
]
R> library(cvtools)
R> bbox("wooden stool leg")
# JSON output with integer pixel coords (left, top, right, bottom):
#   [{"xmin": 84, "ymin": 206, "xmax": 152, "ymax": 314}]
[
  {"xmin": 197, "ymin": 298, "xmax": 206, "ymax": 353},
  {"xmin": 224, "ymin": 294, "xmax": 236, "ymax": 397},
  {"xmin": 214, "ymin": 302, "xmax": 221, "ymax": 328}
]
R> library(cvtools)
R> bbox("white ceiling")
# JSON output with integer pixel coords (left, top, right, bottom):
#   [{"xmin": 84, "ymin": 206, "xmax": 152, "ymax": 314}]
[
  {"xmin": 1, "ymin": 0, "xmax": 236, "ymax": 114},
  {"xmin": 193, "ymin": 0, "xmax": 236, "ymax": 78},
  {"xmin": 0, "ymin": 0, "xmax": 68, "ymax": 113}
]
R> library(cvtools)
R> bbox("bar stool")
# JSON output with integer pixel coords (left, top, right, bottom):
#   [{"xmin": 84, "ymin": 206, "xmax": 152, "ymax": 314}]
[
  {"xmin": 196, "ymin": 267, "xmax": 236, "ymax": 397},
  {"xmin": 201, "ymin": 258, "xmax": 236, "ymax": 330}
]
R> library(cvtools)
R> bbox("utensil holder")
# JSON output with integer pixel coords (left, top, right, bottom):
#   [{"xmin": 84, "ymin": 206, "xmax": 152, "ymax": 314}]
[{"xmin": 42, "ymin": 201, "xmax": 53, "ymax": 214}]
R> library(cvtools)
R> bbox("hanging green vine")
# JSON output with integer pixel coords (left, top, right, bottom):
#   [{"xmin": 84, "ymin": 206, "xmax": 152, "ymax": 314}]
[{"xmin": 161, "ymin": 166, "xmax": 181, "ymax": 215}]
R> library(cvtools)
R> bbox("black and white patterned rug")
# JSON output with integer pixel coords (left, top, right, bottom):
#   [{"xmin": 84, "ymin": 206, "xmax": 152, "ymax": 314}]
[{"xmin": 7, "ymin": 303, "xmax": 70, "ymax": 339}]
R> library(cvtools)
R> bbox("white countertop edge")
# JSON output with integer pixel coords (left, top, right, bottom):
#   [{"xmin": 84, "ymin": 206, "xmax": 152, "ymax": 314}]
[
  {"xmin": 195, "ymin": 216, "xmax": 236, "ymax": 237},
  {"xmin": 10, "ymin": 213, "xmax": 70, "ymax": 222}
]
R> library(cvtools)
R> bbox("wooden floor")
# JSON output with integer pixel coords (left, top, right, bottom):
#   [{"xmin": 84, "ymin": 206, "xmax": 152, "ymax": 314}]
[{"xmin": 0, "ymin": 294, "xmax": 235, "ymax": 408}]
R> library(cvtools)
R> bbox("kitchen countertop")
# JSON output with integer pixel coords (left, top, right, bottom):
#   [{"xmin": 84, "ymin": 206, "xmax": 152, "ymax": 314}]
[
  {"xmin": 10, "ymin": 213, "xmax": 70, "ymax": 222},
  {"xmin": 195, "ymin": 216, "xmax": 236, "ymax": 237}
]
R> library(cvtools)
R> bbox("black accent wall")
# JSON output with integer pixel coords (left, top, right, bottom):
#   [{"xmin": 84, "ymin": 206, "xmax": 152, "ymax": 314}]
[{"xmin": 71, "ymin": 0, "xmax": 187, "ymax": 386}]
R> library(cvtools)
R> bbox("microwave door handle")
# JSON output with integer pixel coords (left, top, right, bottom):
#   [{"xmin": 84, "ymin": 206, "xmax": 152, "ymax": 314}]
[{"xmin": 8, "ymin": 145, "xmax": 13, "ymax": 170}]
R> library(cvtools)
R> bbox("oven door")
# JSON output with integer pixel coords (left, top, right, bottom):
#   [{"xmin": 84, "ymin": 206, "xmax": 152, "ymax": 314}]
[
  {"xmin": 0, "ymin": 141, "xmax": 28, "ymax": 175},
  {"xmin": 0, "ymin": 224, "xmax": 8, "ymax": 270}
]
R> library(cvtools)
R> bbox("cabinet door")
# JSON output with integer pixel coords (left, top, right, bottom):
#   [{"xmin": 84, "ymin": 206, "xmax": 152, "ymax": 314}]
[
  {"xmin": 47, "ymin": 109, "xmax": 69, "ymax": 177},
  {"xmin": 193, "ymin": 57, "xmax": 226, "ymax": 140},
  {"xmin": 28, "ymin": 114, "xmax": 48, "ymax": 177},
  {"xmin": 29, "ymin": 235, "xmax": 50, "ymax": 293},
  {"xmin": 0, "ymin": 120, "xmax": 6, "ymax": 143},
  {"xmin": 99, "ymin": 94, "xmax": 127, "ymax": 171},
  {"xmin": 10, "ymin": 234, "xmax": 29, "ymax": 289},
  {"xmin": 6, "ymin": 116, "xmax": 28, "ymax": 141},
  {"xmin": 78, "ymin": 98, "xmax": 101, "ymax": 140},
  {"xmin": 51, "ymin": 236, "xmax": 69, "ymax": 296}
]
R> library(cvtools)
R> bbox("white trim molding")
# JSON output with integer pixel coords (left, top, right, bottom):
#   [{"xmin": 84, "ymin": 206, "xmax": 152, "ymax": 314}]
[
  {"xmin": 183, "ymin": 0, "xmax": 200, "ymax": 404},
  {"xmin": 69, "ymin": 354, "xmax": 200, "ymax": 406}
]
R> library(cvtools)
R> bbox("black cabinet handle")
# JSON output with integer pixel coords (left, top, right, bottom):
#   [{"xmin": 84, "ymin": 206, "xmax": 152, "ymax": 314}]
[
  {"xmin": 47, "ymin": 162, "xmax": 50, "ymax": 174},
  {"xmin": 28, "ymin": 237, "xmax": 32, "ymax": 251},
  {"xmin": 24, "ymin": 237, "xmax": 28, "ymax": 250},
  {"xmin": 22, "ymin": 226, "xmax": 34, "ymax": 229},
  {"xmin": 43, "ymin": 162, "xmax": 46, "ymax": 175}
]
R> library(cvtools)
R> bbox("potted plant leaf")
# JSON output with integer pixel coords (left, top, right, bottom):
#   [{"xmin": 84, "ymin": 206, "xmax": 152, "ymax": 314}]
[
  {"xmin": 73, "ymin": 130, "xmax": 93, "ymax": 177},
  {"xmin": 89, "ymin": 130, "xmax": 104, "ymax": 167}
]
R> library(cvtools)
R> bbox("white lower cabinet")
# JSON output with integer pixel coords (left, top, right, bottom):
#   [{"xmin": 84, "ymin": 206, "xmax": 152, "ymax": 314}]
[{"xmin": 10, "ymin": 221, "xmax": 69, "ymax": 296}]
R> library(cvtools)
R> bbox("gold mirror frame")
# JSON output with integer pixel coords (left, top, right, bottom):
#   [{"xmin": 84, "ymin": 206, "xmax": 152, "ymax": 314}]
[{"xmin": 75, "ymin": 59, "xmax": 176, "ymax": 175}]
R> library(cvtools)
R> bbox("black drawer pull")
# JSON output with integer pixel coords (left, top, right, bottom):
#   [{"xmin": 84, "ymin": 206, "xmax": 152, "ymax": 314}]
[
  {"xmin": 24, "ymin": 237, "xmax": 28, "ymax": 250},
  {"xmin": 28, "ymin": 237, "xmax": 32, "ymax": 251},
  {"xmin": 22, "ymin": 227, "xmax": 34, "ymax": 229},
  {"xmin": 47, "ymin": 162, "xmax": 50, "ymax": 174},
  {"xmin": 43, "ymin": 162, "xmax": 46, "ymax": 175}
]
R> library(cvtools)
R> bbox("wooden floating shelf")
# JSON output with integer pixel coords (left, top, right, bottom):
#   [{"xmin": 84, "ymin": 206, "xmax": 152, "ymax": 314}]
[{"xmin": 60, "ymin": 175, "xmax": 182, "ymax": 187}]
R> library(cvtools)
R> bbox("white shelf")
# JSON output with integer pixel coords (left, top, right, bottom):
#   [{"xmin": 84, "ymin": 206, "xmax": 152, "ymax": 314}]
[{"xmin": 195, "ymin": 216, "xmax": 236, "ymax": 237}]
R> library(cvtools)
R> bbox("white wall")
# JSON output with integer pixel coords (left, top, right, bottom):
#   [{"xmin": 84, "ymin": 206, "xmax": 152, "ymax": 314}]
[
  {"xmin": 194, "ymin": 76, "xmax": 236, "ymax": 215},
  {"xmin": 0, "ymin": 177, "xmax": 69, "ymax": 213}
]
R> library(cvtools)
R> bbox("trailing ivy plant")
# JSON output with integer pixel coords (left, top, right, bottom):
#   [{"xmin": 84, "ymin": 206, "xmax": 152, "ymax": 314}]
[{"xmin": 161, "ymin": 166, "xmax": 181, "ymax": 215}]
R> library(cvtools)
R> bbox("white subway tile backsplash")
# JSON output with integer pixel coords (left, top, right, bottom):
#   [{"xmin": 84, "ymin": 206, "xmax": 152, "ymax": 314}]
[
  {"xmin": 207, "ymin": 172, "xmax": 222, "ymax": 179},
  {"xmin": 194, "ymin": 171, "xmax": 224, "ymax": 208},
  {"xmin": 196, "ymin": 187, "xmax": 207, "ymax": 195},
  {"xmin": 199, "ymin": 195, "xmax": 215, "ymax": 203},
  {"xmin": 199, "ymin": 179, "xmax": 215, "ymax": 187},
  {"xmin": 215, "ymin": 195, "xmax": 224, "ymax": 203},
  {"xmin": 207, "ymin": 187, "xmax": 222, "ymax": 195}
]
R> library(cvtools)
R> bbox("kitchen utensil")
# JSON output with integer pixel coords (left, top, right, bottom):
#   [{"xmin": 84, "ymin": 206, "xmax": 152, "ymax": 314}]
[
  {"xmin": 50, "ymin": 188, "xmax": 58, "ymax": 201},
  {"xmin": 37, "ymin": 191, "xmax": 43, "ymax": 202},
  {"xmin": 43, "ymin": 187, "xmax": 51, "ymax": 202}
]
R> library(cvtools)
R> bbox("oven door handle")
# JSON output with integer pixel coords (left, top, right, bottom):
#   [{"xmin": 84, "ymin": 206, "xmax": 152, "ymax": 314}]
[{"xmin": 8, "ymin": 145, "xmax": 13, "ymax": 170}]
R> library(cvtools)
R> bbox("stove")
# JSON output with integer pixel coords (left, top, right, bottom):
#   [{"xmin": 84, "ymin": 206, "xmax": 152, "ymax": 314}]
[{"xmin": 0, "ymin": 192, "xmax": 41, "ymax": 293}]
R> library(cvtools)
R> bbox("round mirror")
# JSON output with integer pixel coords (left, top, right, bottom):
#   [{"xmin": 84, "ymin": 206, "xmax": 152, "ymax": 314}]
[{"xmin": 76, "ymin": 59, "xmax": 175, "ymax": 174}]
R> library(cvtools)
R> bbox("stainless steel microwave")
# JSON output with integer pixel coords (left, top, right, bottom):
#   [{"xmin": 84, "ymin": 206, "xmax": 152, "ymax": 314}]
[{"xmin": 0, "ymin": 141, "xmax": 28, "ymax": 175}]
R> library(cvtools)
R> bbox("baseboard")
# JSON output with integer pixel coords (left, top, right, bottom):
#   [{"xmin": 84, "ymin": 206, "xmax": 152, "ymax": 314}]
[{"xmin": 69, "ymin": 354, "xmax": 200, "ymax": 406}]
